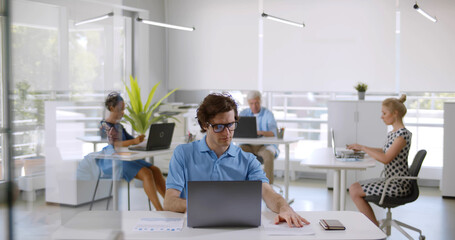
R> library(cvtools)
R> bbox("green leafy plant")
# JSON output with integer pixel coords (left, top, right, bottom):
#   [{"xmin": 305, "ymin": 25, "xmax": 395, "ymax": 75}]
[
  {"xmin": 354, "ymin": 82, "xmax": 368, "ymax": 92},
  {"xmin": 123, "ymin": 75, "xmax": 178, "ymax": 135}
]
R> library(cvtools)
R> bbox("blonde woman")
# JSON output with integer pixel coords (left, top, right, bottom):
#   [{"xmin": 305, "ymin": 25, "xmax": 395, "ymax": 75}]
[{"xmin": 347, "ymin": 94, "xmax": 411, "ymax": 226}]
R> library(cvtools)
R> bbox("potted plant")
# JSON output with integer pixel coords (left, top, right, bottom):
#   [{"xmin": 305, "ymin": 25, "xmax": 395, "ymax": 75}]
[
  {"xmin": 123, "ymin": 75, "xmax": 178, "ymax": 135},
  {"xmin": 354, "ymin": 82, "xmax": 368, "ymax": 100}
]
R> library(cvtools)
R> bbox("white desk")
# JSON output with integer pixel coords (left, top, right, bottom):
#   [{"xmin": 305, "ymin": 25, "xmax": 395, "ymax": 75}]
[
  {"xmin": 232, "ymin": 137, "xmax": 302, "ymax": 201},
  {"xmin": 89, "ymin": 145, "xmax": 177, "ymax": 211},
  {"xmin": 301, "ymin": 148, "xmax": 376, "ymax": 211},
  {"xmin": 52, "ymin": 210, "xmax": 386, "ymax": 240}
]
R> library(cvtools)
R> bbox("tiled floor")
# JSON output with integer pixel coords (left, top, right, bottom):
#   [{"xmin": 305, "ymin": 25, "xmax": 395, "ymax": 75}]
[{"xmin": 2, "ymin": 177, "xmax": 454, "ymax": 239}]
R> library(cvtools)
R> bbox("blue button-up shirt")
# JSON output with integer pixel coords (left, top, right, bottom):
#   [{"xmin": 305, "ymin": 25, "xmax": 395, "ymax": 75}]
[
  {"xmin": 239, "ymin": 107, "xmax": 279, "ymax": 156},
  {"xmin": 166, "ymin": 136, "xmax": 269, "ymax": 199}
]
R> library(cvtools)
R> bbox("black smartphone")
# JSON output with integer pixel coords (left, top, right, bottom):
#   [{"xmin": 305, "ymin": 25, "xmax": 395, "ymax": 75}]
[{"xmin": 319, "ymin": 219, "xmax": 346, "ymax": 230}]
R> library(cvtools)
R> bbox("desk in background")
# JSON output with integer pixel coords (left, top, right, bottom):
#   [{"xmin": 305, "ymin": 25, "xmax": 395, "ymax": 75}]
[
  {"xmin": 52, "ymin": 210, "xmax": 386, "ymax": 240},
  {"xmin": 89, "ymin": 145, "xmax": 176, "ymax": 211},
  {"xmin": 301, "ymin": 148, "xmax": 376, "ymax": 211},
  {"xmin": 232, "ymin": 137, "xmax": 302, "ymax": 202},
  {"xmin": 77, "ymin": 136, "xmax": 108, "ymax": 152}
]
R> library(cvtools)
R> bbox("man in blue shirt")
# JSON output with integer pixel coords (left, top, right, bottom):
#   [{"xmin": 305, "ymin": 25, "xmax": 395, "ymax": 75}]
[
  {"xmin": 164, "ymin": 93, "xmax": 309, "ymax": 228},
  {"xmin": 239, "ymin": 90, "xmax": 279, "ymax": 184}
]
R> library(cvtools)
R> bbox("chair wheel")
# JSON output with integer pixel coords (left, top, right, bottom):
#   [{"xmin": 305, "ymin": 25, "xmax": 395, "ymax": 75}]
[{"xmin": 419, "ymin": 235, "xmax": 425, "ymax": 240}]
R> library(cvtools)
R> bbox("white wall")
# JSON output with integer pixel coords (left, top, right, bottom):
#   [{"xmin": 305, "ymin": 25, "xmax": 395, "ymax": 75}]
[
  {"xmin": 124, "ymin": 0, "xmax": 169, "ymax": 100},
  {"xmin": 263, "ymin": 0, "xmax": 396, "ymax": 92},
  {"xmin": 165, "ymin": 0, "xmax": 455, "ymax": 93},
  {"xmin": 400, "ymin": 0, "xmax": 455, "ymax": 92},
  {"xmin": 167, "ymin": 0, "xmax": 259, "ymax": 91}
]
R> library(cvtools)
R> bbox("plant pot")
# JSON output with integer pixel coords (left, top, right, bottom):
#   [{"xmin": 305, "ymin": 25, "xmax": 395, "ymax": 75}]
[{"xmin": 358, "ymin": 91, "xmax": 366, "ymax": 100}]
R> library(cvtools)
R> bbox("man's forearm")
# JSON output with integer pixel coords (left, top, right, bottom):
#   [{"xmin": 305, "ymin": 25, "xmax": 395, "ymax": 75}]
[
  {"xmin": 163, "ymin": 196, "xmax": 187, "ymax": 213},
  {"xmin": 265, "ymin": 192, "xmax": 289, "ymax": 213},
  {"xmin": 262, "ymin": 184, "xmax": 289, "ymax": 213}
]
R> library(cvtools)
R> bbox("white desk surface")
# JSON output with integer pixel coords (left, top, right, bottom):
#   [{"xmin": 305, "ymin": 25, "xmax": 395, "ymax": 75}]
[
  {"xmin": 232, "ymin": 137, "xmax": 302, "ymax": 145},
  {"xmin": 86, "ymin": 143, "xmax": 179, "ymax": 161},
  {"xmin": 52, "ymin": 210, "xmax": 386, "ymax": 240},
  {"xmin": 77, "ymin": 136, "xmax": 109, "ymax": 144},
  {"xmin": 301, "ymin": 148, "xmax": 376, "ymax": 170}
]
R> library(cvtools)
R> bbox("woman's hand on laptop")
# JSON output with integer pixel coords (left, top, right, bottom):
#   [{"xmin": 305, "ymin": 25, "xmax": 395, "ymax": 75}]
[
  {"xmin": 347, "ymin": 143, "xmax": 364, "ymax": 152},
  {"xmin": 133, "ymin": 135, "xmax": 145, "ymax": 145},
  {"xmin": 275, "ymin": 207, "xmax": 310, "ymax": 228}
]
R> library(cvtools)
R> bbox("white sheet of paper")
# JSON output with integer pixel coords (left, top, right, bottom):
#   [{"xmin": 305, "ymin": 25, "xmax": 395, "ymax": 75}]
[
  {"xmin": 133, "ymin": 217, "xmax": 184, "ymax": 232},
  {"xmin": 263, "ymin": 219, "xmax": 315, "ymax": 236}
]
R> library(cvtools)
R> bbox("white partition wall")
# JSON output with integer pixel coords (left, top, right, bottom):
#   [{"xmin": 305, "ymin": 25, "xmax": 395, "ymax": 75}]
[{"xmin": 442, "ymin": 102, "xmax": 455, "ymax": 197}]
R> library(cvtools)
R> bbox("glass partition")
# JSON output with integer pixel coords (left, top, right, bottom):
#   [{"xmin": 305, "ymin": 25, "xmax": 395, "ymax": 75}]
[{"xmin": 8, "ymin": 0, "xmax": 132, "ymax": 239}]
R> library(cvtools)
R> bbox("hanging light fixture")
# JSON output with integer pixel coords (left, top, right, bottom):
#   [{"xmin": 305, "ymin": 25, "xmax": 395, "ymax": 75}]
[
  {"xmin": 136, "ymin": 17, "xmax": 195, "ymax": 31},
  {"xmin": 261, "ymin": 13, "xmax": 305, "ymax": 28},
  {"xmin": 413, "ymin": 3, "xmax": 437, "ymax": 23},
  {"xmin": 75, "ymin": 12, "xmax": 114, "ymax": 26}
]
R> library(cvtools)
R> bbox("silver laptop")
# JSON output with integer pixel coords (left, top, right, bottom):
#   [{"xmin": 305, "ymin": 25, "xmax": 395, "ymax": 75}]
[
  {"xmin": 331, "ymin": 128, "xmax": 364, "ymax": 161},
  {"xmin": 187, "ymin": 181, "xmax": 262, "ymax": 228},
  {"xmin": 233, "ymin": 116, "xmax": 262, "ymax": 138},
  {"xmin": 128, "ymin": 123, "xmax": 175, "ymax": 151}
]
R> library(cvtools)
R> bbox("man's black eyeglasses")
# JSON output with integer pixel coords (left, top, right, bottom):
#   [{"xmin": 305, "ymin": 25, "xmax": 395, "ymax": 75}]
[{"xmin": 207, "ymin": 122, "xmax": 238, "ymax": 133}]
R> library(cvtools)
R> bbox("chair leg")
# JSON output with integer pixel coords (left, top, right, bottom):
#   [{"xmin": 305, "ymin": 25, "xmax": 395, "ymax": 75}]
[
  {"xmin": 393, "ymin": 219, "xmax": 425, "ymax": 239},
  {"xmin": 148, "ymin": 199, "xmax": 152, "ymax": 211},
  {"xmin": 106, "ymin": 180, "xmax": 113, "ymax": 210},
  {"xmin": 89, "ymin": 168, "xmax": 102, "ymax": 211},
  {"xmin": 391, "ymin": 220, "xmax": 414, "ymax": 240},
  {"xmin": 384, "ymin": 208, "xmax": 393, "ymax": 236},
  {"xmin": 128, "ymin": 181, "xmax": 131, "ymax": 211}
]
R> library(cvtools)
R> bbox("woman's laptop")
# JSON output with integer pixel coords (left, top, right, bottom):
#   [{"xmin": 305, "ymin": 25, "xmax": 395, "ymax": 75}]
[
  {"xmin": 331, "ymin": 128, "xmax": 365, "ymax": 161},
  {"xmin": 187, "ymin": 181, "xmax": 262, "ymax": 228},
  {"xmin": 128, "ymin": 123, "xmax": 175, "ymax": 151},
  {"xmin": 233, "ymin": 116, "xmax": 262, "ymax": 138}
]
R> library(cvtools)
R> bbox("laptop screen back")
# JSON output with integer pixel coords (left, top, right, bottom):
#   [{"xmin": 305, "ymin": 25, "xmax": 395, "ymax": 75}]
[
  {"xmin": 128, "ymin": 122, "xmax": 175, "ymax": 151},
  {"xmin": 233, "ymin": 116, "xmax": 259, "ymax": 138},
  {"xmin": 187, "ymin": 181, "xmax": 262, "ymax": 228}
]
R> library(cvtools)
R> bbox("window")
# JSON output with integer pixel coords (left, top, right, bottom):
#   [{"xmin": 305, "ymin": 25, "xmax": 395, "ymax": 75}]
[{"xmin": 235, "ymin": 91, "xmax": 455, "ymax": 179}]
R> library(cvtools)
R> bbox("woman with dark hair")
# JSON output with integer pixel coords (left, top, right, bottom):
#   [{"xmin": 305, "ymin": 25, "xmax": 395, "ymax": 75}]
[{"xmin": 99, "ymin": 92, "xmax": 165, "ymax": 211}]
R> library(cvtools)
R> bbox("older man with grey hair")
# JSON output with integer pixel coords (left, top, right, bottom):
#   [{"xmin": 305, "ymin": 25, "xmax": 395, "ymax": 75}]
[{"xmin": 239, "ymin": 91, "xmax": 279, "ymax": 184}]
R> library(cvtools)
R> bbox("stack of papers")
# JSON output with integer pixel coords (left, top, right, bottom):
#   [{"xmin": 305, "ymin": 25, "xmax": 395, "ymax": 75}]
[{"xmin": 133, "ymin": 218, "xmax": 184, "ymax": 232}]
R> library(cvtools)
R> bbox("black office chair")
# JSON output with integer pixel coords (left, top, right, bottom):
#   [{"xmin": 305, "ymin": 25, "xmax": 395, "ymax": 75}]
[
  {"xmin": 89, "ymin": 158, "xmax": 151, "ymax": 211},
  {"xmin": 364, "ymin": 149, "xmax": 427, "ymax": 240}
]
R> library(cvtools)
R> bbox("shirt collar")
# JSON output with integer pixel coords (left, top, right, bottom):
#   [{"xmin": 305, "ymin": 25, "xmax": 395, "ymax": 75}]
[{"xmin": 197, "ymin": 135, "xmax": 236, "ymax": 157}]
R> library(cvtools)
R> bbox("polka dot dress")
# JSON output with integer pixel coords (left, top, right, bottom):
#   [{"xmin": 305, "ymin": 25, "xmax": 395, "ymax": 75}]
[{"xmin": 360, "ymin": 128, "xmax": 412, "ymax": 197}]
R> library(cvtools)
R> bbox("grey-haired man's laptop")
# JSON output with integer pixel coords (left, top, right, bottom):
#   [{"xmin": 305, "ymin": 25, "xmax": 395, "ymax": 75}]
[
  {"xmin": 128, "ymin": 123, "xmax": 175, "ymax": 151},
  {"xmin": 187, "ymin": 181, "xmax": 262, "ymax": 228},
  {"xmin": 233, "ymin": 116, "xmax": 261, "ymax": 138}
]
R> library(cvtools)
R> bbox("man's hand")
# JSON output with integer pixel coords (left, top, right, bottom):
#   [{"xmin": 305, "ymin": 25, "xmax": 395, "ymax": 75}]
[{"xmin": 274, "ymin": 206, "xmax": 310, "ymax": 228}]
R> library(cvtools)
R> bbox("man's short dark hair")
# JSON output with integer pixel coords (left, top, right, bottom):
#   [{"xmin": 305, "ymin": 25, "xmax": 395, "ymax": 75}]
[{"xmin": 197, "ymin": 92, "xmax": 239, "ymax": 133}]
